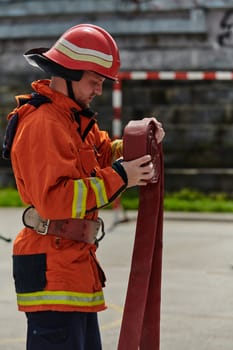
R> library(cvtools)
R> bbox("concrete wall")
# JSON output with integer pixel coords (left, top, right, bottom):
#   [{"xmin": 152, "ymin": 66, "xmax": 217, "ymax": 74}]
[{"xmin": 0, "ymin": 0, "xmax": 233, "ymax": 193}]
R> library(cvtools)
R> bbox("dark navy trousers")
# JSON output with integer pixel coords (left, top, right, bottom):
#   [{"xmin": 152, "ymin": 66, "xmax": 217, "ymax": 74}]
[{"xmin": 26, "ymin": 311, "xmax": 102, "ymax": 350}]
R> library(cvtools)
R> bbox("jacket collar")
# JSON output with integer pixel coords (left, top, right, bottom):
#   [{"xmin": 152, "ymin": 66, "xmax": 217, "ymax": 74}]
[{"xmin": 31, "ymin": 79, "xmax": 97, "ymax": 140}]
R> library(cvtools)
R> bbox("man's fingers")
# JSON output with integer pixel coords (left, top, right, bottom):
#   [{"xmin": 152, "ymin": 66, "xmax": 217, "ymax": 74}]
[
  {"xmin": 156, "ymin": 128, "xmax": 165, "ymax": 143},
  {"xmin": 121, "ymin": 154, "xmax": 156, "ymax": 188},
  {"xmin": 142, "ymin": 117, "xmax": 165, "ymax": 143},
  {"xmin": 134, "ymin": 154, "xmax": 151, "ymax": 166}
]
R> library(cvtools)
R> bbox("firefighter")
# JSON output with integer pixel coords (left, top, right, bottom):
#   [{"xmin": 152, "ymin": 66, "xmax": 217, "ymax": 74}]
[{"xmin": 4, "ymin": 24, "xmax": 164, "ymax": 349}]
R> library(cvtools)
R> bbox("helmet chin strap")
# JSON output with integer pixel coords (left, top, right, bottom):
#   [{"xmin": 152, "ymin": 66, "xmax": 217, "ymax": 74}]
[{"xmin": 66, "ymin": 80, "xmax": 76, "ymax": 102}]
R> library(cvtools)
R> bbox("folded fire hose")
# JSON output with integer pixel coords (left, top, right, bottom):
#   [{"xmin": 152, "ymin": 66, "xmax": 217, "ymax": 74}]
[{"xmin": 118, "ymin": 118, "xmax": 164, "ymax": 350}]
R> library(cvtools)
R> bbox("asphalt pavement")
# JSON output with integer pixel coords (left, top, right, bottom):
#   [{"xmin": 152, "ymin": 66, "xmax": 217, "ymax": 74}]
[{"xmin": 0, "ymin": 208, "xmax": 233, "ymax": 350}]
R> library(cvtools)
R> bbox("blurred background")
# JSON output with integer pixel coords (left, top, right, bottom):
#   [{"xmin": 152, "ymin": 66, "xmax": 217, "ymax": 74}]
[{"xmin": 0, "ymin": 0, "xmax": 233, "ymax": 196}]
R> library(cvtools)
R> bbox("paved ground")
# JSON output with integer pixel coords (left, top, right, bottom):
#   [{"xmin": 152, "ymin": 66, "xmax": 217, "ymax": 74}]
[{"xmin": 0, "ymin": 208, "xmax": 233, "ymax": 350}]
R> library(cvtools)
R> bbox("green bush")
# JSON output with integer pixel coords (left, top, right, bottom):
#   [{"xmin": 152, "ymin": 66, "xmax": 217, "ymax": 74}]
[
  {"xmin": 163, "ymin": 188, "xmax": 233, "ymax": 212},
  {"xmin": 121, "ymin": 187, "xmax": 233, "ymax": 213},
  {"xmin": 0, "ymin": 188, "xmax": 24, "ymax": 207},
  {"xmin": 0, "ymin": 187, "xmax": 233, "ymax": 213}
]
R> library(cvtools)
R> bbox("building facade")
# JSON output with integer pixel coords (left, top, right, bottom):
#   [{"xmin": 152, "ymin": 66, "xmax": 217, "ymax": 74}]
[{"xmin": 0, "ymin": 0, "xmax": 233, "ymax": 192}]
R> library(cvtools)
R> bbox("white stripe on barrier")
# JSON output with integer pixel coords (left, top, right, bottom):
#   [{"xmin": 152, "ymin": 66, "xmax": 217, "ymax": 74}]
[
  {"xmin": 130, "ymin": 71, "xmax": 148, "ymax": 80},
  {"xmin": 158, "ymin": 71, "xmax": 176, "ymax": 80},
  {"xmin": 186, "ymin": 71, "xmax": 204, "ymax": 80},
  {"xmin": 215, "ymin": 71, "xmax": 233, "ymax": 80},
  {"xmin": 112, "ymin": 118, "xmax": 122, "ymax": 138},
  {"xmin": 113, "ymin": 89, "xmax": 122, "ymax": 109}
]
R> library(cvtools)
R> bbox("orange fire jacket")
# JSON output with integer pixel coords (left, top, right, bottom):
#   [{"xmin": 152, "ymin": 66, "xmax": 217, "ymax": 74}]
[{"xmin": 10, "ymin": 79, "xmax": 126, "ymax": 312}]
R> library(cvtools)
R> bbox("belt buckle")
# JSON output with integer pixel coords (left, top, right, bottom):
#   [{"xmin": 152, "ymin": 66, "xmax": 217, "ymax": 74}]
[{"xmin": 36, "ymin": 218, "xmax": 50, "ymax": 235}]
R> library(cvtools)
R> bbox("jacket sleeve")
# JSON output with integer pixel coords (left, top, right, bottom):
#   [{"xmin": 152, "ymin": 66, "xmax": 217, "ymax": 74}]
[
  {"xmin": 11, "ymin": 112, "xmax": 127, "ymax": 220},
  {"xmin": 89, "ymin": 124, "xmax": 123, "ymax": 165},
  {"xmin": 111, "ymin": 139, "xmax": 123, "ymax": 162}
]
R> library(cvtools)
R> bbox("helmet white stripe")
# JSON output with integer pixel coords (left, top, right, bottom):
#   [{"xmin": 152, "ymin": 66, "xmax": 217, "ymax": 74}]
[{"xmin": 55, "ymin": 38, "xmax": 113, "ymax": 68}]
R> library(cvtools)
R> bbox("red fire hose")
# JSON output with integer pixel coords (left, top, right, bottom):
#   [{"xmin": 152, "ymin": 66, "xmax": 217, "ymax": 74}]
[{"xmin": 118, "ymin": 118, "xmax": 164, "ymax": 350}]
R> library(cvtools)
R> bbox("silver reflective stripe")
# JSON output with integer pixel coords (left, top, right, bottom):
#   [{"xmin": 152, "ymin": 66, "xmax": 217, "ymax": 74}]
[
  {"xmin": 90, "ymin": 177, "xmax": 108, "ymax": 207},
  {"xmin": 75, "ymin": 179, "xmax": 87, "ymax": 218}
]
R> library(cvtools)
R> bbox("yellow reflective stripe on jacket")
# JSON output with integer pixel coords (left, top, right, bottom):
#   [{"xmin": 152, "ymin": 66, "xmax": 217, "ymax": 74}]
[
  {"xmin": 90, "ymin": 177, "xmax": 108, "ymax": 207},
  {"xmin": 17, "ymin": 290, "xmax": 105, "ymax": 307},
  {"xmin": 73, "ymin": 179, "xmax": 87, "ymax": 218}
]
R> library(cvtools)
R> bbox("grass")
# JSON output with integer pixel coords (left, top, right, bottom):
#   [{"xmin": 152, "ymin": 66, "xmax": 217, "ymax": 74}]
[
  {"xmin": 0, "ymin": 188, "xmax": 25, "ymax": 207},
  {"xmin": 0, "ymin": 187, "xmax": 233, "ymax": 213},
  {"xmin": 168, "ymin": 188, "xmax": 233, "ymax": 212},
  {"xmin": 121, "ymin": 187, "xmax": 233, "ymax": 213}
]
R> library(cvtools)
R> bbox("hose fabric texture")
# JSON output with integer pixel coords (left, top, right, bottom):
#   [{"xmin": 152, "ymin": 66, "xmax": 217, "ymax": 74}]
[{"xmin": 118, "ymin": 118, "xmax": 164, "ymax": 350}]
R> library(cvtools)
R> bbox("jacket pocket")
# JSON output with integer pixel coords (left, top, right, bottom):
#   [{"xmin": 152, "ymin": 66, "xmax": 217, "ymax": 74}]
[
  {"xmin": 13, "ymin": 254, "xmax": 46, "ymax": 293},
  {"xmin": 79, "ymin": 147, "xmax": 99, "ymax": 176}
]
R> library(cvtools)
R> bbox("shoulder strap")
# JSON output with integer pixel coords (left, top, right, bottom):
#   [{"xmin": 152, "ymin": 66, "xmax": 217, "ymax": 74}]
[
  {"xmin": 71, "ymin": 108, "xmax": 97, "ymax": 142},
  {"xmin": 2, "ymin": 93, "xmax": 51, "ymax": 160}
]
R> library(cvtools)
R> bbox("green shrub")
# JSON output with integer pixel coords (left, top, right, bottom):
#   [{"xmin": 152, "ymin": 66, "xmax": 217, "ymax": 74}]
[
  {"xmin": 164, "ymin": 188, "xmax": 233, "ymax": 212},
  {"xmin": 0, "ymin": 187, "xmax": 233, "ymax": 213},
  {"xmin": 120, "ymin": 187, "xmax": 233, "ymax": 213},
  {"xmin": 0, "ymin": 188, "xmax": 24, "ymax": 207}
]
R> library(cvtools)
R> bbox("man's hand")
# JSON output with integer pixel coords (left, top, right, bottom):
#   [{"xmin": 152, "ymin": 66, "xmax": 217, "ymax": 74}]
[
  {"xmin": 143, "ymin": 117, "xmax": 165, "ymax": 143},
  {"xmin": 121, "ymin": 155, "xmax": 154, "ymax": 188}
]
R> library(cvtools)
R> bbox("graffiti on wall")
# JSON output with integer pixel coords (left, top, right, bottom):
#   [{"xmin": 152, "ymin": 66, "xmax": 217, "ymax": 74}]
[{"xmin": 218, "ymin": 10, "xmax": 233, "ymax": 47}]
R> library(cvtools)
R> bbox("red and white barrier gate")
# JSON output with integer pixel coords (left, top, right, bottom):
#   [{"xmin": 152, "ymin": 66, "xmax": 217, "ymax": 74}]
[
  {"xmin": 111, "ymin": 70, "xmax": 233, "ymax": 224},
  {"xmin": 112, "ymin": 70, "xmax": 233, "ymax": 136}
]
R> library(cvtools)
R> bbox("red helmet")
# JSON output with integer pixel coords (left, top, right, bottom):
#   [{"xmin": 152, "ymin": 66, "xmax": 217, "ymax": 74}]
[{"xmin": 24, "ymin": 24, "xmax": 120, "ymax": 81}]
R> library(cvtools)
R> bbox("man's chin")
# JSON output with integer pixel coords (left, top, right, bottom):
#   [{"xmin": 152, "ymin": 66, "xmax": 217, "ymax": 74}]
[{"xmin": 75, "ymin": 100, "xmax": 90, "ymax": 109}]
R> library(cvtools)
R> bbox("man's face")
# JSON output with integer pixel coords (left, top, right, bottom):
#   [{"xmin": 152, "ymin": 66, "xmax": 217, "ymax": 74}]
[{"xmin": 72, "ymin": 71, "xmax": 105, "ymax": 108}]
